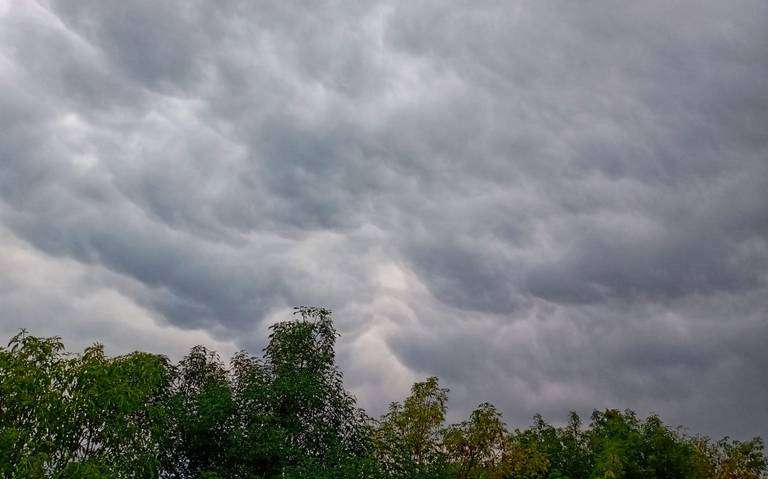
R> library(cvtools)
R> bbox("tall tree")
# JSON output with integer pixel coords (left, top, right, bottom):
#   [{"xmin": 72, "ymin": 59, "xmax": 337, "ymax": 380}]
[
  {"xmin": 166, "ymin": 345, "xmax": 237, "ymax": 478},
  {"xmin": 376, "ymin": 376, "xmax": 449, "ymax": 478},
  {"xmin": 263, "ymin": 307, "xmax": 371, "ymax": 474},
  {"xmin": 0, "ymin": 330, "xmax": 171, "ymax": 478},
  {"xmin": 443, "ymin": 402, "xmax": 507, "ymax": 479}
]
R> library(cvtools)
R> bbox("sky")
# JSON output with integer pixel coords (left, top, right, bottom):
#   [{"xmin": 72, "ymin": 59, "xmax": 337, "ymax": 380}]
[{"xmin": 1, "ymin": 0, "xmax": 767, "ymax": 440}]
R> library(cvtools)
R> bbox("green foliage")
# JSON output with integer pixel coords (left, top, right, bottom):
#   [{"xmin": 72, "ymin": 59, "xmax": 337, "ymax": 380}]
[
  {"xmin": 264, "ymin": 307, "xmax": 370, "ymax": 466},
  {"xmin": 0, "ymin": 330, "xmax": 171, "ymax": 478},
  {"xmin": 375, "ymin": 376, "xmax": 450, "ymax": 478},
  {"xmin": 443, "ymin": 402, "xmax": 507, "ymax": 479},
  {"xmin": 513, "ymin": 412, "xmax": 590, "ymax": 479},
  {"xmin": 1, "ymin": 310, "xmax": 766, "ymax": 479},
  {"xmin": 166, "ymin": 345, "xmax": 238, "ymax": 477},
  {"xmin": 690, "ymin": 435, "xmax": 767, "ymax": 479},
  {"xmin": 163, "ymin": 306, "xmax": 371, "ymax": 478}
]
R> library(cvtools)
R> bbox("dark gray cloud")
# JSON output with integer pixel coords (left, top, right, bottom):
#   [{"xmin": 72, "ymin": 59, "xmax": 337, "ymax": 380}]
[{"xmin": 1, "ymin": 0, "xmax": 766, "ymax": 440}]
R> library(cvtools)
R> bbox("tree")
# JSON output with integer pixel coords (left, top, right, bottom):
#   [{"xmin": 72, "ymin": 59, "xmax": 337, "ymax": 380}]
[
  {"xmin": 263, "ymin": 306, "xmax": 371, "ymax": 475},
  {"xmin": 638, "ymin": 415, "xmax": 697, "ymax": 479},
  {"xmin": 0, "ymin": 331, "xmax": 68, "ymax": 478},
  {"xmin": 588, "ymin": 409, "xmax": 646, "ymax": 479},
  {"xmin": 512, "ymin": 412, "xmax": 589, "ymax": 479},
  {"xmin": 375, "ymin": 376, "xmax": 449, "ymax": 478},
  {"xmin": 443, "ymin": 402, "xmax": 507, "ymax": 479},
  {"xmin": 165, "ymin": 345, "xmax": 237, "ymax": 478},
  {"xmin": 2, "ymin": 310, "xmax": 767, "ymax": 479},
  {"xmin": 226, "ymin": 350, "xmax": 287, "ymax": 478},
  {"xmin": 0, "ymin": 330, "xmax": 171, "ymax": 478},
  {"xmin": 165, "ymin": 306, "xmax": 374, "ymax": 478},
  {"xmin": 690, "ymin": 435, "xmax": 768, "ymax": 479},
  {"xmin": 500, "ymin": 434, "xmax": 550, "ymax": 479}
]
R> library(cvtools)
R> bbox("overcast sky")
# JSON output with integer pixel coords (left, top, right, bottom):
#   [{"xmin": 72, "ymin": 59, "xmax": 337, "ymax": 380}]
[{"xmin": 1, "ymin": 0, "xmax": 767, "ymax": 439}]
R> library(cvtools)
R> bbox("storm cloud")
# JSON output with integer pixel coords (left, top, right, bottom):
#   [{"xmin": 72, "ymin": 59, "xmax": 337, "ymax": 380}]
[{"xmin": 1, "ymin": 0, "xmax": 766, "ymax": 439}]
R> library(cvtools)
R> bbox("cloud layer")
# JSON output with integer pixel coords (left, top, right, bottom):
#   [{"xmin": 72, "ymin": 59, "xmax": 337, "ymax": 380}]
[{"xmin": 1, "ymin": 0, "xmax": 766, "ymax": 439}]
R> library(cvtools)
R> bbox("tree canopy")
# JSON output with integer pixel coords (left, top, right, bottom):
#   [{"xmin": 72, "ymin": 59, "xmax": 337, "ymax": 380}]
[{"xmin": 1, "ymin": 307, "xmax": 765, "ymax": 478}]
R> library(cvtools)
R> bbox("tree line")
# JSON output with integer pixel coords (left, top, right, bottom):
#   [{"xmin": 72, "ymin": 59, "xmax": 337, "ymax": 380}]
[{"xmin": 1, "ymin": 307, "xmax": 765, "ymax": 478}]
